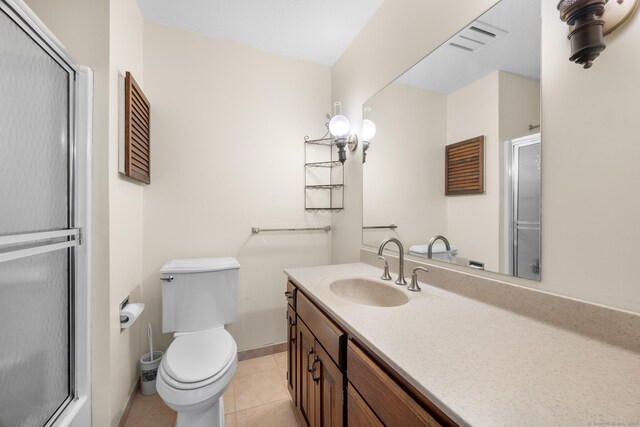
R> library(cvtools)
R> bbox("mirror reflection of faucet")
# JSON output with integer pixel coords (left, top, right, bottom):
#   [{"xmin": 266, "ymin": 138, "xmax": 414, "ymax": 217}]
[{"xmin": 409, "ymin": 235, "xmax": 458, "ymax": 263}]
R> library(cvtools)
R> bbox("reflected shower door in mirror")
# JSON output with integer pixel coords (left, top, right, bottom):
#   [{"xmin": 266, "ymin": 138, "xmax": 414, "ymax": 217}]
[{"xmin": 362, "ymin": 0, "xmax": 542, "ymax": 281}]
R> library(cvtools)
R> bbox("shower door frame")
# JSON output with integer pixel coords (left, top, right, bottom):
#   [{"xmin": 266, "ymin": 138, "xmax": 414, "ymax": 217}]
[
  {"xmin": 503, "ymin": 133, "xmax": 541, "ymax": 281},
  {"xmin": 0, "ymin": 1, "xmax": 92, "ymax": 426}
]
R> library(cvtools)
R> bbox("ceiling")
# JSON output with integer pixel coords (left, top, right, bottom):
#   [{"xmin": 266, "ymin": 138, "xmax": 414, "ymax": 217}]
[
  {"xmin": 396, "ymin": 0, "xmax": 541, "ymax": 94},
  {"xmin": 136, "ymin": 0, "xmax": 384, "ymax": 66}
]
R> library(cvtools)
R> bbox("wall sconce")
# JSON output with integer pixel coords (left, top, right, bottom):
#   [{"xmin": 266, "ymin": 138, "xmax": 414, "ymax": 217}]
[
  {"xmin": 361, "ymin": 119, "xmax": 376, "ymax": 164},
  {"xmin": 329, "ymin": 102, "xmax": 358, "ymax": 163},
  {"xmin": 558, "ymin": 0, "xmax": 639, "ymax": 69}
]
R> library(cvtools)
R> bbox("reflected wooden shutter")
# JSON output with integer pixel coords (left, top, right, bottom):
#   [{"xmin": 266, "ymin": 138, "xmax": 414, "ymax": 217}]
[
  {"xmin": 124, "ymin": 71, "xmax": 151, "ymax": 184},
  {"xmin": 445, "ymin": 136, "xmax": 484, "ymax": 195}
]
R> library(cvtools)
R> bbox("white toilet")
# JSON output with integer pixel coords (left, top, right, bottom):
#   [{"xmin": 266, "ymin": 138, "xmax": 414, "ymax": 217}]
[{"xmin": 156, "ymin": 257, "xmax": 240, "ymax": 427}]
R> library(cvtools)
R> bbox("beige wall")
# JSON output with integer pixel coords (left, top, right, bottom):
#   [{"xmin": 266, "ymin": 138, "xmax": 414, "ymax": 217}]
[
  {"xmin": 447, "ymin": 71, "xmax": 540, "ymax": 272},
  {"xmin": 335, "ymin": 0, "xmax": 640, "ymax": 313},
  {"xmin": 331, "ymin": 0, "xmax": 501, "ymax": 264},
  {"xmin": 141, "ymin": 23, "xmax": 332, "ymax": 352},
  {"xmin": 108, "ymin": 0, "xmax": 145, "ymax": 425},
  {"xmin": 539, "ymin": 1, "xmax": 640, "ymax": 312},
  {"xmin": 446, "ymin": 72, "xmax": 501, "ymax": 271},
  {"xmin": 363, "ymin": 83, "xmax": 447, "ymax": 249}
]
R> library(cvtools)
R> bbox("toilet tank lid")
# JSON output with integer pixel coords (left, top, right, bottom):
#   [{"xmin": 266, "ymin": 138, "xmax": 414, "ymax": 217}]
[{"xmin": 160, "ymin": 257, "xmax": 240, "ymax": 274}]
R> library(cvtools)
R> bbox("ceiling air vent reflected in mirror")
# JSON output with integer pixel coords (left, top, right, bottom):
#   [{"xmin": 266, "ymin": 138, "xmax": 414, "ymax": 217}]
[{"xmin": 448, "ymin": 20, "xmax": 508, "ymax": 53}]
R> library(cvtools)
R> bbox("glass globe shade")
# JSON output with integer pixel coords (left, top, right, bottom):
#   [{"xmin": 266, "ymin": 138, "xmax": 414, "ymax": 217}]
[
  {"xmin": 362, "ymin": 119, "xmax": 376, "ymax": 141},
  {"xmin": 329, "ymin": 115, "xmax": 350, "ymax": 139}
]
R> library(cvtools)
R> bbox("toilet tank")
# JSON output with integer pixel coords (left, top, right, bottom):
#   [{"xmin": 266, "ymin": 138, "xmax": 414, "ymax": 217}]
[{"xmin": 160, "ymin": 257, "xmax": 240, "ymax": 333}]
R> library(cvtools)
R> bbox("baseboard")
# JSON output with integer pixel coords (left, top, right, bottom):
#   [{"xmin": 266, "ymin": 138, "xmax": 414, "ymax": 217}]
[
  {"xmin": 117, "ymin": 377, "xmax": 140, "ymax": 427},
  {"xmin": 237, "ymin": 342, "xmax": 287, "ymax": 361}
]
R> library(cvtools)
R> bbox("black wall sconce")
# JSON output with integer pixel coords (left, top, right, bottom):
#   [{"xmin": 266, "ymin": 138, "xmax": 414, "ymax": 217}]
[{"xmin": 558, "ymin": 0, "xmax": 639, "ymax": 69}]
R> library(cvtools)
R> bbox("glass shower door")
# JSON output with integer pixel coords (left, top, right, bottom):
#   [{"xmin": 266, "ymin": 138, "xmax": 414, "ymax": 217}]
[
  {"xmin": 512, "ymin": 137, "xmax": 541, "ymax": 281},
  {"xmin": 0, "ymin": 3, "xmax": 80, "ymax": 426}
]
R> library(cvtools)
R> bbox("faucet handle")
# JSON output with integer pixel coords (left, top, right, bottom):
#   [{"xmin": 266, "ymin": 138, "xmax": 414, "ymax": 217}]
[
  {"xmin": 408, "ymin": 266, "xmax": 429, "ymax": 292},
  {"xmin": 377, "ymin": 256, "xmax": 392, "ymax": 281}
]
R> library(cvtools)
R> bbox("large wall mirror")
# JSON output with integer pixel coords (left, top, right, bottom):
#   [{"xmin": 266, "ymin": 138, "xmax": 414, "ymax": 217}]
[{"xmin": 362, "ymin": 0, "xmax": 542, "ymax": 281}]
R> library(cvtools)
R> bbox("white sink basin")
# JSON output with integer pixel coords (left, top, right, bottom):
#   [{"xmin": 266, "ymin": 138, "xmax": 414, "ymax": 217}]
[{"xmin": 329, "ymin": 278, "xmax": 409, "ymax": 307}]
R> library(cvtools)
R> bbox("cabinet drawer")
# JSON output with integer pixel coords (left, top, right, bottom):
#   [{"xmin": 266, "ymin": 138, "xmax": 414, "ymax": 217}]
[
  {"xmin": 347, "ymin": 383, "xmax": 383, "ymax": 427},
  {"xmin": 347, "ymin": 340, "xmax": 442, "ymax": 427},
  {"xmin": 297, "ymin": 292, "xmax": 346, "ymax": 369}
]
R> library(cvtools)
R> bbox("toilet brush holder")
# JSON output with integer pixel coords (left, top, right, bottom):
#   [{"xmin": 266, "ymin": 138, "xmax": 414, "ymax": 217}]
[{"xmin": 140, "ymin": 351, "xmax": 163, "ymax": 395}]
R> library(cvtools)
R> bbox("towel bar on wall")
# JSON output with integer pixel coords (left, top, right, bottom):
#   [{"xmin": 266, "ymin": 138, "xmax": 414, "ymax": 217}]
[
  {"xmin": 251, "ymin": 226, "xmax": 331, "ymax": 234},
  {"xmin": 363, "ymin": 224, "xmax": 398, "ymax": 230}
]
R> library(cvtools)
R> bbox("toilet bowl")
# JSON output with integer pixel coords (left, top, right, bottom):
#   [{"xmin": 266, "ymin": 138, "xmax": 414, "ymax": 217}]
[{"xmin": 157, "ymin": 327, "xmax": 237, "ymax": 427}]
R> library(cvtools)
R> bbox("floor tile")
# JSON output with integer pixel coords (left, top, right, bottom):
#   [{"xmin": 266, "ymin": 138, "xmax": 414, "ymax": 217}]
[
  {"xmin": 236, "ymin": 399, "xmax": 299, "ymax": 427},
  {"xmin": 274, "ymin": 351, "xmax": 288, "ymax": 383},
  {"xmin": 123, "ymin": 392, "xmax": 176, "ymax": 427},
  {"xmin": 225, "ymin": 413, "xmax": 237, "ymax": 427},
  {"xmin": 122, "ymin": 352, "xmax": 297, "ymax": 426},
  {"xmin": 274, "ymin": 351, "xmax": 287, "ymax": 372},
  {"xmin": 224, "ymin": 380, "xmax": 235, "ymax": 414},
  {"xmin": 235, "ymin": 355, "xmax": 277, "ymax": 378},
  {"xmin": 234, "ymin": 368, "xmax": 289, "ymax": 411}
]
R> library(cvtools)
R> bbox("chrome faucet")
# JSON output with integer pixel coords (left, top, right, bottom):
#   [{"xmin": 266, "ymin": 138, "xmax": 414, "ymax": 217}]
[
  {"xmin": 377, "ymin": 256, "xmax": 392, "ymax": 281},
  {"xmin": 377, "ymin": 238, "xmax": 407, "ymax": 285},
  {"xmin": 408, "ymin": 266, "xmax": 429, "ymax": 292},
  {"xmin": 427, "ymin": 235, "xmax": 451, "ymax": 259}
]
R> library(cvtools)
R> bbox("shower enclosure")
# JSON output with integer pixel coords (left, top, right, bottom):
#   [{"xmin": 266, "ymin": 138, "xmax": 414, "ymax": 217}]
[
  {"xmin": 0, "ymin": 1, "xmax": 91, "ymax": 425},
  {"xmin": 504, "ymin": 134, "xmax": 541, "ymax": 281}
]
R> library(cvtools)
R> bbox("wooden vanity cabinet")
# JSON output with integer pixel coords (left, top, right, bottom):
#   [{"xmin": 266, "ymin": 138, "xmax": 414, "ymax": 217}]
[
  {"xmin": 286, "ymin": 282, "xmax": 298, "ymax": 403},
  {"xmin": 286, "ymin": 281, "xmax": 454, "ymax": 427},
  {"xmin": 346, "ymin": 384, "xmax": 383, "ymax": 427},
  {"xmin": 288, "ymin": 283, "xmax": 346, "ymax": 427},
  {"xmin": 298, "ymin": 320, "xmax": 318, "ymax": 426},
  {"xmin": 347, "ymin": 340, "xmax": 442, "ymax": 427},
  {"xmin": 287, "ymin": 303, "xmax": 297, "ymax": 403},
  {"xmin": 313, "ymin": 343, "xmax": 344, "ymax": 426}
]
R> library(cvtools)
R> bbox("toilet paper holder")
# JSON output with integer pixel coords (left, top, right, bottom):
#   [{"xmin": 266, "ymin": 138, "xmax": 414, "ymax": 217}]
[{"xmin": 120, "ymin": 297, "xmax": 145, "ymax": 330}]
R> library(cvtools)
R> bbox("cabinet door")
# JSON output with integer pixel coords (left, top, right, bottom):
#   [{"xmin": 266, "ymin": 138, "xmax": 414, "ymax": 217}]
[
  {"xmin": 297, "ymin": 319, "xmax": 316, "ymax": 426},
  {"xmin": 287, "ymin": 304, "xmax": 297, "ymax": 403},
  {"xmin": 313, "ymin": 343, "xmax": 344, "ymax": 427}
]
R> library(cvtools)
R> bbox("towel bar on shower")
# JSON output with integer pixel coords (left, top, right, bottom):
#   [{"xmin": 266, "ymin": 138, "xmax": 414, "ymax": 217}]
[{"xmin": 251, "ymin": 226, "xmax": 331, "ymax": 234}]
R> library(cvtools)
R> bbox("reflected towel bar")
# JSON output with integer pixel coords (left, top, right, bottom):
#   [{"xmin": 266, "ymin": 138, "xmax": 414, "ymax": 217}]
[
  {"xmin": 363, "ymin": 224, "xmax": 398, "ymax": 230},
  {"xmin": 251, "ymin": 226, "xmax": 331, "ymax": 234}
]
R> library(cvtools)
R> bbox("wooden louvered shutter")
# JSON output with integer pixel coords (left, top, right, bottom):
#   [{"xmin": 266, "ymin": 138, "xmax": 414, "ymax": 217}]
[
  {"xmin": 124, "ymin": 71, "xmax": 151, "ymax": 184},
  {"xmin": 445, "ymin": 136, "xmax": 484, "ymax": 195}
]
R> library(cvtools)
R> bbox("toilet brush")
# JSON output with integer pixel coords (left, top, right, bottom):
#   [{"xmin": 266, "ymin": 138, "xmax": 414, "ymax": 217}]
[{"xmin": 148, "ymin": 323, "xmax": 154, "ymax": 362}]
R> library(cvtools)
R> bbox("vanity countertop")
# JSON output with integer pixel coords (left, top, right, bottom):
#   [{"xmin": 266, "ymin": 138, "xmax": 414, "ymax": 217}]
[{"xmin": 284, "ymin": 262, "xmax": 640, "ymax": 426}]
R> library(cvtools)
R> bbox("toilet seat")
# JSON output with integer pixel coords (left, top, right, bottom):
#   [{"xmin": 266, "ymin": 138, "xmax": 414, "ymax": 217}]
[{"xmin": 160, "ymin": 328, "xmax": 236, "ymax": 390}]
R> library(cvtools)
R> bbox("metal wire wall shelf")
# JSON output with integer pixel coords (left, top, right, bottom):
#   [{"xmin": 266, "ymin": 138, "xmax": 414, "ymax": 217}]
[{"xmin": 304, "ymin": 126, "xmax": 344, "ymax": 212}]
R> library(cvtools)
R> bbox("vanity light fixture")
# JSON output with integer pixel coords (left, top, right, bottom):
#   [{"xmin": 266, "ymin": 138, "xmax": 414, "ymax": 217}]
[
  {"xmin": 558, "ymin": 0, "xmax": 639, "ymax": 69},
  {"xmin": 362, "ymin": 119, "xmax": 376, "ymax": 164},
  {"xmin": 558, "ymin": 0, "xmax": 607, "ymax": 69},
  {"xmin": 329, "ymin": 102, "xmax": 357, "ymax": 163}
]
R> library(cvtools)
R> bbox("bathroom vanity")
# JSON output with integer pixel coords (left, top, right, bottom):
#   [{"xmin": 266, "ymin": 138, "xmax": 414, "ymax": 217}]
[
  {"xmin": 284, "ymin": 262, "xmax": 640, "ymax": 426},
  {"xmin": 285, "ymin": 275, "xmax": 451, "ymax": 426}
]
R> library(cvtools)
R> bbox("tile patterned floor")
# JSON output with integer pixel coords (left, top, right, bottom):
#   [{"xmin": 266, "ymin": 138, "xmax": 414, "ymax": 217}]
[{"xmin": 123, "ymin": 351, "xmax": 299, "ymax": 427}]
